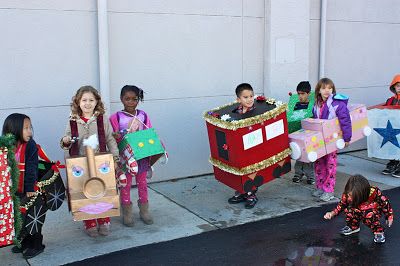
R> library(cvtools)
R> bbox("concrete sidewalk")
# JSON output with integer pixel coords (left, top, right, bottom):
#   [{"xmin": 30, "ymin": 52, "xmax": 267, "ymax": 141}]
[{"xmin": 0, "ymin": 151, "xmax": 397, "ymax": 265}]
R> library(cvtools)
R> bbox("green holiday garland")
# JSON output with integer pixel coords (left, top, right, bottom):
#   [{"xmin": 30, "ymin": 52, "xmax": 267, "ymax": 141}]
[{"xmin": 0, "ymin": 134, "xmax": 22, "ymax": 247}]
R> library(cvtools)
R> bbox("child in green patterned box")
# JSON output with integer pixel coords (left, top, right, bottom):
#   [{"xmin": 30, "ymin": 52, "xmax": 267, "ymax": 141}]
[{"xmin": 292, "ymin": 81, "xmax": 315, "ymax": 185}]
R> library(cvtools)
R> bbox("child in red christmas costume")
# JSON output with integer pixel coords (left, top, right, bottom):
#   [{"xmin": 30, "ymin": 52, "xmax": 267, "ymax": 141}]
[
  {"xmin": 3, "ymin": 113, "xmax": 44, "ymax": 258},
  {"xmin": 227, "ymin": 83, "xmax": 258, "ymax": 209}
]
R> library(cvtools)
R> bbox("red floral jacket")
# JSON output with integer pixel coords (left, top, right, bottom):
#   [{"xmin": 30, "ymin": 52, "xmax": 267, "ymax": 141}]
[{"xmin": 332, "ymin": 187, "xmax": 394, "ymax": 221}]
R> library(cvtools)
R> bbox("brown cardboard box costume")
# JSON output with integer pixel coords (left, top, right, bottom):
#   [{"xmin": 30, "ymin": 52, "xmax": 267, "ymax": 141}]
[{"xmin": 66, "ymin": 135, "xmax": 120, "ymax": 221}]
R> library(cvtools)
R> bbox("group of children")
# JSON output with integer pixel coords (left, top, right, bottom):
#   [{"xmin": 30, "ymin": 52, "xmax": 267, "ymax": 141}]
[
  {"xmin": 3, "ymin": 76, "xmax": 398, "ymax": 259},
  {"xmin": 227, "ymin": 77, "xmax": 395, "ymax": 243},
  {"xmin": 4, "ymin": 85, "xmax": 154, "ymax": 258}
]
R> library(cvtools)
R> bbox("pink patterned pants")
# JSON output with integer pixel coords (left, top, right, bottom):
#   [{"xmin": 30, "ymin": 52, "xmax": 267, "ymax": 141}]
[
  {"xmin": 314, "ymin": 151, "xmax": 337, "ymax": 193},
  {"xmin": 120, "ymin": 171, "xmax": 148, "ymax": 205}
]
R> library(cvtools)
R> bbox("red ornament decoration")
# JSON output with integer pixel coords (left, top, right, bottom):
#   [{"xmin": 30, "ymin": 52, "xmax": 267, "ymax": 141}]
[{"xmin": 256, "ymin": 95, "xmax": 266, "ymax": 102}]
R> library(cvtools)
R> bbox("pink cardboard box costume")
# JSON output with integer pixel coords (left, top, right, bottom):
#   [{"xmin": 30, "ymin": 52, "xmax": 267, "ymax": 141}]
[{"xmin": 289, "ymin": 104, "xmax": 370, "ymax": 163}]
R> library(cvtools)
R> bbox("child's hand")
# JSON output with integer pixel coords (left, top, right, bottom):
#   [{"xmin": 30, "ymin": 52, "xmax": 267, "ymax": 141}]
[
  {"xmin": 324, "ymin": 211, "xmax": 335, "ymax": 220},
  {"xmin": 344, "ymin": 142, "xmax": 350, "ymax": 147},
  {"xmin": 62, "ymin": 136, "xmax": 72, "ymax": 145},
  {"xmin": 112, "ymin": 131, "xmax": 121, "ymax": 140},
  {"xmin": 116, "ymin": 172, "xmax": 127, "ymax": 188},
  {"xmin": 26, "ymin": 191, "xmax": 36, "ymax": 198},
  {"xmin": 386, "ymin": 217, "xmax": 393, "ymax": 227}
]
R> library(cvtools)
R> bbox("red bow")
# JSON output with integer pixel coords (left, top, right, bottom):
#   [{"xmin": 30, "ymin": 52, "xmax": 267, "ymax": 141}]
[
  {"xmin": 51, "ymin": 161, "xmax": 65, "ymax": 172},
  {"xmin": 256, "ymin": 95, "xmax": 266, "ymax": 102}
]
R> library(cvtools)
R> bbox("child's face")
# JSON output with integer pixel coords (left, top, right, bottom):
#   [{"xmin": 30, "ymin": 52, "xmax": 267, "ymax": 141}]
[
  {"xmin": 79, "ymin": 92, "xmax": 97, "ymax": 116},
  {"xmin": 121, "ymin": 91, "xmax": 139, "ymax": 113},
  {"xmin": 297, "ymin": 91, "xmax": 310, "ymax": 103},
  {"xmin": 319, "ymin": 85, "xmax": 333, "ymax": 101},
  {"xmin": 237, "ymin": 89, "xmax": 254, "ymax": 109},
  {"xmin": 22, "ymin": 118, "xmax": 32, "ymax": 142},
  {"xmin": 394, "ymin": 83, "xmax": 400, "ymax": 94}
]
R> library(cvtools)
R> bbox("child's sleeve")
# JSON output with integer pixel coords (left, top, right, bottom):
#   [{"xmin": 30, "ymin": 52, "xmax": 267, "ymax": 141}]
[
  {"xmin": 61, "ymin": 121, "xmax": 72, "ymax": 158},
  {"xmin": 332, "ymin": 193, "xmax": 348, "ymax": 216},
  {"xmin": 336, "ymin": 102, "xmax": 352, "ymax": 142},
  {"xmin": 109, "ymin": 112, "xmax": 119, "ymax": 132},
  {"xmin": 104, "ymin": 115, "xmax": 120, "ymax": 157},
  {"xmin": 24, "ymin": 139, "xmax": 39, "ymax": 192},
  {"xmin": 144, "ymin": 111, "xmax": 152, "ymax": 128},
  {"xmin": 376, "ymin": 188, "xmax": 394, "ymax": 221}
]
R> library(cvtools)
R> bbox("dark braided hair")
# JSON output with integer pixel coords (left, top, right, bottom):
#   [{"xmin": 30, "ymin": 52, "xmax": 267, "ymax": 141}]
[{"xmin": 120, "ymin": 85, "xmax": 144, "ymax": 102}]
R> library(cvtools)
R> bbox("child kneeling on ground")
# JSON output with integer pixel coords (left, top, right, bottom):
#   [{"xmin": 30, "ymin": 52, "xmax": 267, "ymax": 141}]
[{"xmin": 323, "ymin": 174, "xmax": 394, "ymax": 243}]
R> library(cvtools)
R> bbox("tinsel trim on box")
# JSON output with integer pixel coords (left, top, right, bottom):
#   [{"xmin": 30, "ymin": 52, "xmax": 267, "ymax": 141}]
[
  {"xmin": 203, "ymin": 99, "xmax": 287, "ymax": 131},
  {"xmin": 209, "ymin": 148, "xmax": 291, "ymax": 175},
  {"xmin": 0, "ymin": 134, "xmax": 22, "ymax": 247}
]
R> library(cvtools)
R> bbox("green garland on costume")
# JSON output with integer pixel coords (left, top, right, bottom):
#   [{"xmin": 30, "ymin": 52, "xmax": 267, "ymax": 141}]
[{"xmin": 0, "ymin": 134, "xmax": 22, "ymax": 247}]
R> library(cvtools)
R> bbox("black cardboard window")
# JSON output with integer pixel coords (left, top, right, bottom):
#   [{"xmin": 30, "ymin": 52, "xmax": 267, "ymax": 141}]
[{"xmin": 215, "ymin": 130, "xmax": 229, "ymax": 161}]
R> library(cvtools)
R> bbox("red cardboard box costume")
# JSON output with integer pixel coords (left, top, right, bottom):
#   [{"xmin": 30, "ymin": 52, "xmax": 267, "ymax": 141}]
[
  {"xmin": 204, "ymin": 97, "xmax": 291, "ymax": 193},
  {"xmin": 0, "ymin": 134, "xmax": 65, "ymax": 247},
  {"xmin": 0, "ymin": 136, "xmax": 17, "ymax": 247}
]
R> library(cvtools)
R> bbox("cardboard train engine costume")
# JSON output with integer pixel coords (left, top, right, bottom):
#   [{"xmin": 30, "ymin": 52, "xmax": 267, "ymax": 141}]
[
  {"xmin": 204, "ymin": 96, "xmax": 291, "ymax": 194},
  {"xmin": 65, "ymin": 135, "xmax": 120, "ymax": 221},
  {"xmin": 289, "ymin": 104, "xmax": 371, "ymax": 163},
  {"xmin": 0, "ymin": 134, "xmax": 65, "ymax": 247}
]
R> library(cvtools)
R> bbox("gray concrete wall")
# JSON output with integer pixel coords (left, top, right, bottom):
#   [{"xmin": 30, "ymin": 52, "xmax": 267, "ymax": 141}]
[
  {"xmin": 1, "ymin": 0, "xmax": 398, "ymax": 181},
  {"xmin": 310, "ymin": 0, "xmax": 399, "ymax": 105},
  {"xmin": 0, "ymin": 1, "xmax": 99, "ymax": 166}
]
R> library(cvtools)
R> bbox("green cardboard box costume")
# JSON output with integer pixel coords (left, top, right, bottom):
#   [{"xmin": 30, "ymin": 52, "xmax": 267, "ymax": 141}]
[
  {"xmin": 118, "ymin": 128, "xmax": 165, "ymax": 161},
  {"xmin": 287, "ymin": 92, "xmax": 315, "ymax": 133}
]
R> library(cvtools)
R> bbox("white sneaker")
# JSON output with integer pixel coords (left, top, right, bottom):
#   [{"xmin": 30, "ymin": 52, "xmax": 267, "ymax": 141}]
[
  {"xmin": 320, "ymin": 192, "xmax": 335, "ymax": 202},
  {"xmin": 312, "ymin": 190, "xmax": 324, "ymax": 197}
]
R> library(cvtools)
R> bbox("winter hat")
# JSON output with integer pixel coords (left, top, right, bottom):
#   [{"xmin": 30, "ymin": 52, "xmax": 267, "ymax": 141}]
[
  {"xmin": 390, "ymin": 74, "xmax": 400, "ymax": 93},
  {"xmin": 296, "ymin": 81, "xmax": 311, "ymax": 93}
]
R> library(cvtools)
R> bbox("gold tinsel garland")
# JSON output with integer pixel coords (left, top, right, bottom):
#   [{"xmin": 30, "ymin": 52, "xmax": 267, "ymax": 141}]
[
  {"xmin": 203, "ymin": 99, "xmax": 287, "ymax": 131},
  {"xmin": 209, "ymin": 148, "xmax": 291, "ymax": 175},
  {"xmin": 19, "ymin": 172, "xmax": 60, "ymax": 210}
]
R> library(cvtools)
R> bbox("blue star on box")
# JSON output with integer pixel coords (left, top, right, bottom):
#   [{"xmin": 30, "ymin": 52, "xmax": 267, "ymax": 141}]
[{"xmin": 373, "ymin": 120, "xmax": 400, "ymax": 148}]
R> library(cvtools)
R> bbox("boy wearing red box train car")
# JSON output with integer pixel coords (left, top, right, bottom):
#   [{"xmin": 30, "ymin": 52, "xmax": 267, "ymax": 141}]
[
  {"xmin": 312, "ymin": 78, "xmax": 352, "ymax": 202},
  {"xmin": 228, "ymin": 83, "xmax": 258, "ymax": 209},
  {"xmin": 382, "ymin": 74, "xmax": 400, "ymax": 177}
]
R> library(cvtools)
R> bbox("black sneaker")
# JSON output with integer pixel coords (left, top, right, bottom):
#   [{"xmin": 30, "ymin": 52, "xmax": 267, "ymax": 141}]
[
  {"xmin": 339, "ymin": 226, "xmax": 360, "ymax": 236},
  {"xmin": 11, "ymin": 245, "xmax": 23, "ymax": 253},
  {"xmin": 23, "ymin": 245, "xmax": 45, "ymax": 259},
  {"xmin": 374, "ymin": 233, "xmax": 385, "ymax": 243},
  {"xmin": 245, "ymin": 195, "xmax": 258, "ymax": 209},
  {"xmin": 228, "ymin": 192, "xmax": 247, "ymax": 204},
  {"xmin": 392, "ymin": 169, "xmax": 400, "ymax": 178},
  {"xmin": 382, "ymin": 161, "xmax": 398, "ymax": 175},
  {"xmin": 307, "ymin": 178, "xmax": 315, "ymax": 185},
  {"xmin": 292, "ymin": 175, "xmax": 302, "ymax": 183}
]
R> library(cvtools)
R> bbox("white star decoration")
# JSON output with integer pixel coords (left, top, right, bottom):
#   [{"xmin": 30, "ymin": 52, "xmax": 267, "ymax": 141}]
[
  {"xmin": 47, "ymin": 184, "xmax": 65, "ymax": 211},
  {"xmin": 26, "ymin": 205, "xmax": 46, "ymax": 235}
]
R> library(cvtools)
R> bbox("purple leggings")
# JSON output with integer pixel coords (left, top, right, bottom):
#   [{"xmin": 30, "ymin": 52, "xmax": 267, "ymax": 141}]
[
  {"xmin": 314, "ymin": 151, "xmax": 337, "ymax": 193},
  {"xmin": 120, "ymin": 171, "xmax": 148, "ymax": 205}
]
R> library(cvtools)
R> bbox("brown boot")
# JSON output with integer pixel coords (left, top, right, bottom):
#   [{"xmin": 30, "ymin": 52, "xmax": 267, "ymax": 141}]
[
  {"xmin": 138, "ymin": 201, "xmax": 153, "ymax": 225},
  {"xmin": 98, "ymin": 223, "xmax": 110, "ymax": 236},
  {"xmin": 121, "ymin": 203, "xmax": 135, "ymax": 227}
]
